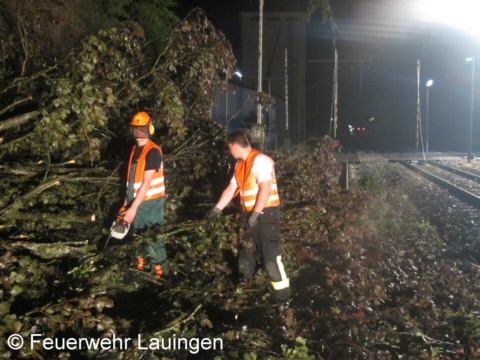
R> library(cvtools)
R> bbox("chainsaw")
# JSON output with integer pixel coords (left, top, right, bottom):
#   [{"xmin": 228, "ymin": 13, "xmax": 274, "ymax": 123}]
[{"xmin": 103, "ymin": 213, "xmax": 131, "ymax": 251}]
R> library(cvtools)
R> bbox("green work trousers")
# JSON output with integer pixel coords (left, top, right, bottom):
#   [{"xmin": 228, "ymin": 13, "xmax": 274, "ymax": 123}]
[{"xmin": 127, "ymin": 164, "xmax": 168, "ymax": 274}]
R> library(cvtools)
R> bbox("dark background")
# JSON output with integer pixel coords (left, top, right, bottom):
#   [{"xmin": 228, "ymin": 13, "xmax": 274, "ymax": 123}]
[{"xmin": 177, "ymin": 0, "xmax": 480, "ymax": 153}]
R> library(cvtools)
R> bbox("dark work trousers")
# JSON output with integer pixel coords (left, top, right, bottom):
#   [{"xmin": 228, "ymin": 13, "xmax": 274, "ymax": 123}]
[{"xmin": 239, "ymin": 206, "xmax": 291, "ymax": 301}]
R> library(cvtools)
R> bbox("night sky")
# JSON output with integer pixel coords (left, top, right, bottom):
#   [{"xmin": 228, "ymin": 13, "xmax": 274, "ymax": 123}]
[{"xmin": 178, "ymin": 0, "xmax": 480, "ymax": 153}]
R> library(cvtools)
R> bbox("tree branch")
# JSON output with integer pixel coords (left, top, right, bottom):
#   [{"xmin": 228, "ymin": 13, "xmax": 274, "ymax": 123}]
[
  {"xmin": 0, "ymin": 177, "xmax": 60, "ymax": 216},
  {"xmin": 7, "ymin": 212, "xmax": 96, "ymax": 223},
  {"xmin": 0, "ymin": 174, "xmax": 119, "ymax": 217},
  {"xmin": 18, "ymin": 17, "xmax": 28, "ymax": 77},
  {"xmin": 3, "ymin": 240, "xmax": 95, "ymax": 259},
  {"xmin": 0, "ymin": 110, "xmax": 39, "ymax": 131},
  {"xmin": 225, "ymin": 95, "xmax": 254, "ymax": 128},
  {"xmin": 0, "ymin": 97, "xmax": 33, "ymax": 116},
  {"xmin": 153, "ymin": 304, "xmax": 203, "ymax": 336}
]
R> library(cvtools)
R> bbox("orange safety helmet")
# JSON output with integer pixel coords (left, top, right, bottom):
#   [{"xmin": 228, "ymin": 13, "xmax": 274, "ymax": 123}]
[{"xmin": 131, "ymin": 112, "xmax": 151, "ymax": 127}]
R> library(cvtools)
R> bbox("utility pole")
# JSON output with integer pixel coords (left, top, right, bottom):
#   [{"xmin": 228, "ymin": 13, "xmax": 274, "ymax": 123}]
[
  {"xmin": 257, "ymin": 0, "xmax": 263, "ymax": 125},
  {"xmin": 426, "ymin": 79, "xmax": 433, "ymax": 154},
  {"xmin": 306, "ymin": 59, "xmax": 372, "ymax": 91},
  {"xmin": 308, "ymin": 58, "xmax": 372, "ymax": 139},
  {"xmin": 333, "ymin": 49, "xmax": 338, "ymax": 138},
  {"xmin": 285, "ymin": 48, "xmax": 290, "ymax": 148},
  {"xmin": 468, "ymin": 55, "xmax": 475, "ymax": 163}
]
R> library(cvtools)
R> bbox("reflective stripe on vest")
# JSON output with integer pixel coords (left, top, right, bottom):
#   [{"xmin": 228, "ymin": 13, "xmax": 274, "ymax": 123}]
[
  {"xmin": 234, "ymin": 149, "xmax": 280, "ymax": 212},
  {"xmin": 126, "ymin": 140, "xmax": 165, "ymax": 201}
]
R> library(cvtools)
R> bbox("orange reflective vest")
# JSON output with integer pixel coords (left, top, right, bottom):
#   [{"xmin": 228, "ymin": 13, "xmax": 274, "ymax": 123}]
[
  {"xmin": 126, "ymin": 140, "xmax": 165, "ymax": 201},
  {"xmin": 234, "ymin": 149, "xmax": 280, "ymax": 211}
]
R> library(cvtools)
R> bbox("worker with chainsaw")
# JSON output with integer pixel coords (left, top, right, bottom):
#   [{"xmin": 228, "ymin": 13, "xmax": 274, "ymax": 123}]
[
  {"xmin": 208, "ymin": 129, "xmax": 291, "ymax": 302},
  {"xmin": 114, "ymin": 111, "xmax": 168, "ymax": 278}
]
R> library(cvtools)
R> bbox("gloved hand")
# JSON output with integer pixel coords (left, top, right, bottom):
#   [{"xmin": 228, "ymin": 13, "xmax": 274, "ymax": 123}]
[
  {"xmin": 247, "ymin": 211, "xmax": 260, "ymax": 227},
  {"xmin": 207, "ymin": 207, "xmax": 222, "ymax": 220}
]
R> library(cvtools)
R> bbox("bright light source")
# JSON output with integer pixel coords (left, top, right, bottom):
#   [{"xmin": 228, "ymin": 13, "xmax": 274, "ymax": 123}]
[
  {"xmin": 234, "ymin": 71, "xmax": 243, "ymax": 79},
  {"xmin": 426, "ymin": 79, "xmax": 433, "ymax": 87},
  {"xmin": 466, "ymin": 57, "xmax": 474, "ymax": 62},
  {"xmin": 416, "ymin": 0, "xmax": 480, "ymax": 38}
]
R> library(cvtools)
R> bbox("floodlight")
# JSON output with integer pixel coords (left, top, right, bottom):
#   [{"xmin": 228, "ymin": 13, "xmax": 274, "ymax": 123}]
[{"xmin": 416, "ymin": 0, "xmax": 480, "ymax": 38}]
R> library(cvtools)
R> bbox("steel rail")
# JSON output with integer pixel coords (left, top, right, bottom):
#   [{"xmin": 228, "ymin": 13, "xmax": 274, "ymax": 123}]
[
  {"xmin": 427, "ymin": 161, "xmax": 480, "ymax": 182},
  {"xmin": 391, "ymin": 160, "xmax": 480, "ymax": 209}
]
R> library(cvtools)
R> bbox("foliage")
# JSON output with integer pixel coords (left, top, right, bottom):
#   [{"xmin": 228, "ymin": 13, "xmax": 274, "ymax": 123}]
[
  {"xmin": 0, "ymin": 10, "xmax": 242, "ymax": 357},
  {"xmin": 6, "ymin": 126, "xmax": 480, "ymax": 358},
  {"xmin": 0, "ymin": 133, "xmax": 366, "ymax": 359},
  {"xmin": 276, "ymin": 136, "xmax": 341, "ymax": 204},
  {"xmin": 307, "ymin": 0, "xmax": 335, "ymax": 23},
  {"xmin": 0, "ymin": 8, "xmax": 236, "ymax": 239},
  {"xmin": 96, "ymin": 0, "xmax": 179, "ymax": 43},
  {"xmin": 130, "ymin": 0, "xmax": 179, "ymax": 53},
  {"xmin": 1, "ymin": 0, "xmax": 98, "ymax": 75},
  {"xmin": 1, "ymin": 8, "xmax": 233, "ymax": 163},
  {"xmin": 3, "ymin": 2, "xmax": 480, "ymax": 359},
  {"xmin": 0, "ymin": 0, "xmax": 178, "ymax": 78},
  {"xmin": 290, "ymin": 162, "xmax": 480, "ymax": 359}
]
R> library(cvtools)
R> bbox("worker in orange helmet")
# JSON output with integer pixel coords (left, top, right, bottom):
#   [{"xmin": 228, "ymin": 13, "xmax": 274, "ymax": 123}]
[
  {"xmin": 118, "ymin": 111, "xmax": 168, "ymax": 279},
  {"xmin": 208, "ymin": 129, "xmax": 290, "ymax": 303}
]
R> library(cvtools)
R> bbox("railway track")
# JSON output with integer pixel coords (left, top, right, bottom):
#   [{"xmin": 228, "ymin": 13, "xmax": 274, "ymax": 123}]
[{"xmin": 390, "ymin": 160, "xmax": 480, "ymax": 208}]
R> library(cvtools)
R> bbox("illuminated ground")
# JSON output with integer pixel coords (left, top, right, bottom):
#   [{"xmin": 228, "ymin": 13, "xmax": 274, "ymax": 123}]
[{"xmin": 336, "ymin": 151, "xmax": 480, "ymax": 164}]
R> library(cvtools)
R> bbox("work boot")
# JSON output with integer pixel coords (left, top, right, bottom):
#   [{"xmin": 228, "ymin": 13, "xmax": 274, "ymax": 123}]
[
  {"xmin": 137, "ymin": 257, "xmax": 145, "ymax": 271},
  {"xmin": 272, "ymin": 288, "xmax": 291, "ymax": 304},
  {"xmin": 154, "ymin": 264, "xmax": 163, "ymax": 278},
  {"xmin": 270, "ymin": 295, "xmax": 291, "ymax": 309}
]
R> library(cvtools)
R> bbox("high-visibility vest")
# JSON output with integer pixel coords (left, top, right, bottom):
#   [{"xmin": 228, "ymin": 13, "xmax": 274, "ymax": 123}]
[
  {"xmin": 234, "ymin": 149, "xmax": 280, "ymax": 211},
  {"xmin": 126, "ymin": 140, "xmax": 165, "ymax": 201}
]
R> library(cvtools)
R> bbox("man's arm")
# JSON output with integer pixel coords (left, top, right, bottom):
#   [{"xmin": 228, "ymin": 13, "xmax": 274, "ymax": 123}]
[
  {"xmin": 252, "ymin": 180, "xmax": 271, "ymax": 214},
  {"xmin": 246, "ymin": 180, "xmax": 272, "ymax": 227},
  {"xmin": 214, "ymin": 182, "xmax": 238, "ymax": 211},
  {"xmin": 123, "ymin": 169, "xmax": 156, "ymax": 224}
]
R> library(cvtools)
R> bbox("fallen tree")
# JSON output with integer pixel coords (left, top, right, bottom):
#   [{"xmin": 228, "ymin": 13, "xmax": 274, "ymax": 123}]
[
  {"xmin": 6, "ymin": 3, "xmax": 475, "ymax": 360},
  {"xmin": 0, "ymin": 8, "xmax": 236, "ymax": 239}
]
